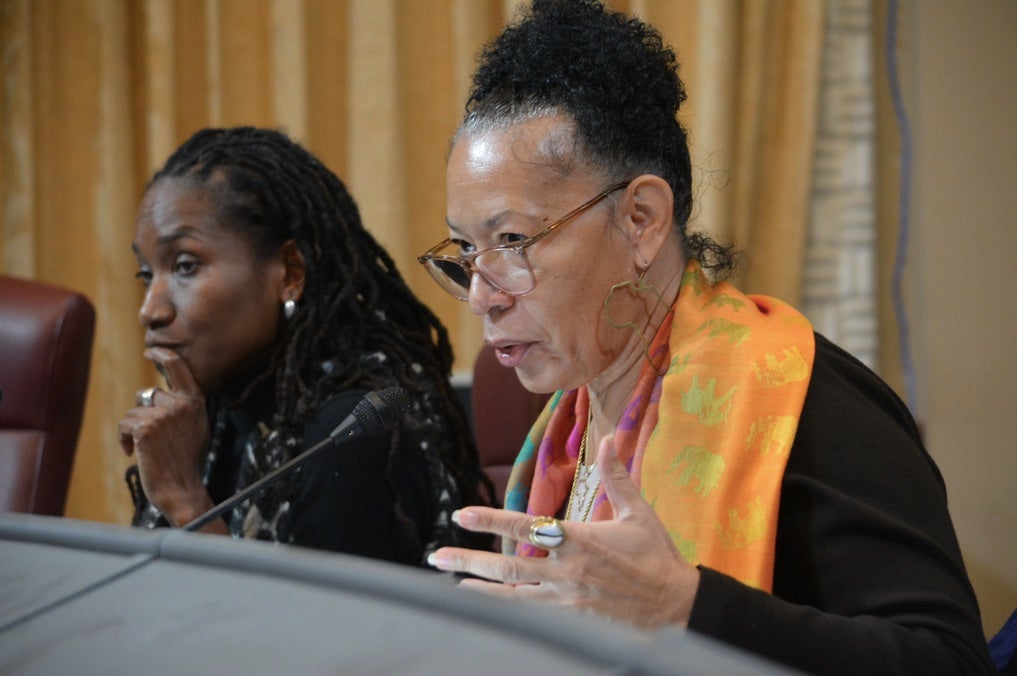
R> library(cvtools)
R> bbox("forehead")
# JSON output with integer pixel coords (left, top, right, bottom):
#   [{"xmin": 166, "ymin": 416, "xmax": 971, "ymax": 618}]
[
  {"xmin": 448, "ymin": 115, "xmax": 581, "ymax": 183},
  {"xmin": 446, "ymin": 116, "xmax": 606, "ymax": 227},
  {"xmin": 138, "ymin": 177, "xmax": 215, "ymax": 225},
  {"xmin": 134, "ymin": 177, "xmax": 250, "ymax": 252}
]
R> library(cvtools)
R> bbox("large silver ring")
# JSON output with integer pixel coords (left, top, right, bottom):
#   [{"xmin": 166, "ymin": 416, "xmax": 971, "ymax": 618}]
[
  {"xmin": 528, "ymin": 516, "xmax": 565, "ymax": 549},
  {"xmin": 138, "ymin": 386, "xmax": 159, "ymax": 407}
]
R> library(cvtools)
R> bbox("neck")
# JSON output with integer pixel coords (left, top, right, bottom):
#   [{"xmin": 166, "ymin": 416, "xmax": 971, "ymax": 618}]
[{"xmin": 216, "ymin": 358, "xmax": 274, "ymax": 410}]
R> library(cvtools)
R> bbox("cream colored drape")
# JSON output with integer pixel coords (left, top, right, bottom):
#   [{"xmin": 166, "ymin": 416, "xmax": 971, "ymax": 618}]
[{"xmin": 1, "ymin": 0, "xmax": 864, "ymax": 524}]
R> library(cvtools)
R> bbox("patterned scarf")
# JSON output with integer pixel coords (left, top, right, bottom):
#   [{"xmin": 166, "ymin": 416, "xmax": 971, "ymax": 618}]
[{"xmin": 503, "ymin": 261, "xmax": 815, "ymax": 591}]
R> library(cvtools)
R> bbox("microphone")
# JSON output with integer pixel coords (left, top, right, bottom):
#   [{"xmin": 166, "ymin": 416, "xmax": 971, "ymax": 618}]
[{"xmin": 182, "ymin": 386, "xmax": 410, "ymax": 533}]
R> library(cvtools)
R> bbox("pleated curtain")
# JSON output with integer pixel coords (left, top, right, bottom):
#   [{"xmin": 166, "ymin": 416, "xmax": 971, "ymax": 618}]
[{"xmin": 0, "ymin": 0, "xmax": 895, "ymax": 525}]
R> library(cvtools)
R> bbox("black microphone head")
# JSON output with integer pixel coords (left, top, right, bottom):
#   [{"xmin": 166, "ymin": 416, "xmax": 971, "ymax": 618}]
[{"xmin": 354, "ymin": 387, "xmax": 411, "ymax": 435}]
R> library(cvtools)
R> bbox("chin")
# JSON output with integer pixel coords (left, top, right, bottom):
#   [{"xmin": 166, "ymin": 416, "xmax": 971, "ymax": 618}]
[
  {"xmin": 515, "ymin": 367, "xmax": 567, "ymax": 396},
  {"xmin": 191, "ymin": 365, "xmax": 229, "ymax": 396}
]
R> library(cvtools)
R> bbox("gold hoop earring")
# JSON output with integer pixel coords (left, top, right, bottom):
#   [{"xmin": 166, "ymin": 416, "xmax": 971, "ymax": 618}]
[{"xmin": 603, "ymin": 264, "xmax": 668, "ymax": 376}]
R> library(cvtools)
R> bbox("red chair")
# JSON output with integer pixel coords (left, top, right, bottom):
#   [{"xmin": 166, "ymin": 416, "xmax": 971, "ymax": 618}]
[
  {"xmin": 0, "ymin": 274, "xmax": 95, "ymax": 515},
  {"xmin": 471, "ymin": 344, "xmax": 549, "ymax": 507}
]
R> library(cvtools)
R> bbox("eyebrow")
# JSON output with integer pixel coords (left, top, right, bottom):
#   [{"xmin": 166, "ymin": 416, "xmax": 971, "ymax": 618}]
[
  {"xmin": 131, "ymin": 226, "xmax": 202, "ymax": 254},
  {"xmin": 446, "ymin": 208, "xmax": 536, "ymax": 238}
]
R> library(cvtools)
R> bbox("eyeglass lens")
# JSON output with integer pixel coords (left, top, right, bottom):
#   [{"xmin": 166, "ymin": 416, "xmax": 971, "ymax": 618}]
[
  {"xmin": 475, "ymin": 249, "xmax": 532, "ymax": 293},
  {"xmin": 429, "ymin": 248, "xmax": 533, "ymax": 296},
  {"xmin": 430, "ymin": 258, "xmax": 472, "ymax": 292}
]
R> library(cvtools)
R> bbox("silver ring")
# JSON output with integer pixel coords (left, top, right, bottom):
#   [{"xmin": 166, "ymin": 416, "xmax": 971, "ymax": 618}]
[
  {"xmin": 528, "ymin": 516, "xmax": 565, "ymax": 549},
  {"xmin": 138, "ymin": 386, "xmax": 159, "ymax": 407}
]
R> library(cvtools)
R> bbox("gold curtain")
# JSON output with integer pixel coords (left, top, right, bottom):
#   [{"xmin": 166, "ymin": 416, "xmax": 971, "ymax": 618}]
[{"xmin": 0, "ymin": 0, "xmax": 829, "ymax": 524}]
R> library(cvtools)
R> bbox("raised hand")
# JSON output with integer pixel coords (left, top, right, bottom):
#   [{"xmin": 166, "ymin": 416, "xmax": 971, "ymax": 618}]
[
  {"xmin": 118, "ymin": 346, "xmax": 220, "ymax": 531},
  {"xmin": 427, "ymin": 434, "xmax": 701, "ymax": 629}
]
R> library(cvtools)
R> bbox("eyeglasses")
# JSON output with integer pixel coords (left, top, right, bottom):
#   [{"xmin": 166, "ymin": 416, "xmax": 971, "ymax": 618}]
[{"xmin": 417, "ymin": 182, "xmax": 628, "ymax": 300}]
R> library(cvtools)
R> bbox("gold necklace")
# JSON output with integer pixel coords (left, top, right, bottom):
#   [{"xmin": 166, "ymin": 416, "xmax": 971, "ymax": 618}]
[{"xmin": 564, "ymin": 408, "xmax": 600, "ymax": 521}]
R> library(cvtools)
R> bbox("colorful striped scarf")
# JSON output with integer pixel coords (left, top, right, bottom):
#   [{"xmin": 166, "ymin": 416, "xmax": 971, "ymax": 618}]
[{"xmin": 503, "ymin": 261, "xmax": 815, "ymax": 591}]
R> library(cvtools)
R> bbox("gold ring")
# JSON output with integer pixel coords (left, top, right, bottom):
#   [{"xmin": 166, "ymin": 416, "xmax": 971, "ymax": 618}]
[
  {"xmin": 528, "ymin": 516, "xmax": 565, "ymax": 549},
  {"xmin": 138, "ymin": 386, "xmax": 159, "ymax": 407}
]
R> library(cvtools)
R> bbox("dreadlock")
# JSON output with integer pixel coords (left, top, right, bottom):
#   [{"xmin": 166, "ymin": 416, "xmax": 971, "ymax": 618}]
[{"xmin": 149, "ymin": 126, "xmax": 493, "ymax": 551}]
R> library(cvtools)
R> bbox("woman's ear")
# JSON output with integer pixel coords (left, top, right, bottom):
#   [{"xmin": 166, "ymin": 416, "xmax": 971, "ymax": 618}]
[
  {"xmin": 621, "ymin": 174, "xmax": 675, "ymax": 267},
  {"xmin": 279, "ymin": 239, "xmax": 306, "ymax": 303}
]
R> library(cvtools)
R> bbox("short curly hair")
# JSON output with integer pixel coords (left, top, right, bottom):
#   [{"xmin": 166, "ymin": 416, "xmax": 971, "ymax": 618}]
[{"xmin": 458, "ymin": 0, "xmax": 733, "ymax": 274}]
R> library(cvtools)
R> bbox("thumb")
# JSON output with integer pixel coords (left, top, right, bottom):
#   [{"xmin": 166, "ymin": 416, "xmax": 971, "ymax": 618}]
[{"xmin": 596, "ymin": 434, "xmax": 646, "ymax": 520}]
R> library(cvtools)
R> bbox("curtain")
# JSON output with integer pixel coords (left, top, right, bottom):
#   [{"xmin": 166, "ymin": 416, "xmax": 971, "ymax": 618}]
[
  {"xmin": 1, "ymin": 0, "xmax": 870, "ymax": 525},
  {"xmin": 800, "ymin": 0, "xmax": 879, "ymax": 368}
]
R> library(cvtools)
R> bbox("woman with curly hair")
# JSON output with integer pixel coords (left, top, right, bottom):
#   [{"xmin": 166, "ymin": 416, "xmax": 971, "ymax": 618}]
[
  {"xmin": 420, "ymin": 0, "xmax": 994, "ymax": 672},
  {"xmin": 119, "ymin": 126, "xmax": 492, "ymax": 565}
]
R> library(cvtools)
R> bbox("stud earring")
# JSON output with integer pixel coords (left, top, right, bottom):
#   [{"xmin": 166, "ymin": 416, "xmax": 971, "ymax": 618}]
[{"xmin": 283, "ymin": 298, "xmax": 297, "ymax": 320}]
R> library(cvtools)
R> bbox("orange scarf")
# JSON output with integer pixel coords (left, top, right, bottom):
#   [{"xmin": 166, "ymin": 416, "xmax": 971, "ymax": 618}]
[{"xmin": 503, "ymin": 262, "xmax": 815, "ymax": 591}]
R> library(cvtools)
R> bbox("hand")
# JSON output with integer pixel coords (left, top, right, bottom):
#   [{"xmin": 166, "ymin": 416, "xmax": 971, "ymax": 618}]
[
  {"xmin": 428, "ymin": 435, "xmax": 701, "ymax": 629},
  {"xmin": 118, "ymin": 347, "xmax": 218, "ymax": 530}
]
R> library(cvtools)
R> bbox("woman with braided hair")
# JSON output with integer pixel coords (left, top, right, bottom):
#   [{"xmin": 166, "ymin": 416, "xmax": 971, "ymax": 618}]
[{"xmin": 118, "ymin": 126, "xmax": 492, "ymax": 565}]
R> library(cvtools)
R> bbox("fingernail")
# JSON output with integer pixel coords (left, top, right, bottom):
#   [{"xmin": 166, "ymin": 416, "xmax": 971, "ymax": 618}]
[
  {"xmin": 427, "ymin": 551, "xmax": 447, "ymax": 569},
  {"xmin": 452, "ymin": 509, "xmax": 477, "ymax": 528}
]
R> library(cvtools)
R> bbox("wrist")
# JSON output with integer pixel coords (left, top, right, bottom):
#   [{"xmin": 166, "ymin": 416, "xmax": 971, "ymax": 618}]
[
  {"xmin": 664, "ymin": 565, "xmax": 701, "ymax": 628},
  {"xmin": 163, "ymin": 490, "xmax": 216, "ymax": 529}
]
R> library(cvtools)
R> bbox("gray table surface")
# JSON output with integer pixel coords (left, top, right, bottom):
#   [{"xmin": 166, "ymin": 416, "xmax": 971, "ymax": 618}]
[{"xmin": 0, "ymin": 513, "xmax": 793, "ymax": 675}]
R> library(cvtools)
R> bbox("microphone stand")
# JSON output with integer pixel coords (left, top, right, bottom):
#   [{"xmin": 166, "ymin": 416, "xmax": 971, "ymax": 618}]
[
  {"xmin": 181, "ymin": 433, "xmax": 337, "ymax": 533},
  {"xmin": 181, "ymin": 386, "xmax": 408, "ymax": 533}
]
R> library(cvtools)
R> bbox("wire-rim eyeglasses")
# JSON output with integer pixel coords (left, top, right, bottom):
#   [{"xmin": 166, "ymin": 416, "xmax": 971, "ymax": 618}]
[{"xmin": 417, "ymin": 182, "xmax": 629, "ymax": 301}]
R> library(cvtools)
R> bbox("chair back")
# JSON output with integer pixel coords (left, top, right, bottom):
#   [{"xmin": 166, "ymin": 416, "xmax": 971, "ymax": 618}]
[
  {"xmin": 0, "ymin": 275, "xmax": 95, "ymax": 515},
  {"xmin": 471, "ymin": 344, "xmax": 549, "ymax": 506}
]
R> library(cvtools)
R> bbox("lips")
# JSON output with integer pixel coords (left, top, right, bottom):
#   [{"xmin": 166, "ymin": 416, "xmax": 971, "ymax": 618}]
[
  {"xmin": 491, "ymin": 341, "xmax": 532, "ymax": 369},
  {"xmin": 144, "ymin": 340, "xmax": 186, "ymax": 361},
  {"xmin": 145, "ymin": 341, "xmax": 182, "ymax": 351}
]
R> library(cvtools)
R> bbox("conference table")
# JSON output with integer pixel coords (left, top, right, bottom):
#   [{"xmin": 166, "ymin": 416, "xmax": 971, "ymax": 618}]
[{"xmin": 0, "ymin": 513, "xmax": 792, "ymax": 674}]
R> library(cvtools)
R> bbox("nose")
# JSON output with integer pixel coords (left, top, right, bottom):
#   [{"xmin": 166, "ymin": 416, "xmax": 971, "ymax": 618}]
[
  {"xmin": 467, "ymin": 271, "xmax": 514, "ymax": 316},
  {"xmin": 138, "ymin": 276, "xmax": 174, "ymax": 329}
]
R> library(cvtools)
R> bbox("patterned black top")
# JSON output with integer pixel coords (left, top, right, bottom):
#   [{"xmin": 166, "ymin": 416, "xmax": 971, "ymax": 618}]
[{"xmin": 128, "ymin": 375, "xmax": 461, "ymax": 566}]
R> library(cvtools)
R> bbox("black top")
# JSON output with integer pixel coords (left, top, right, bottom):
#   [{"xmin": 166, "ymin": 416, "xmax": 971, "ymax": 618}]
[
  {"xmin": 129, "ymin": 380, "xmax": 447, "ymax": 567},
  {"xmin": 205, "ymin": 389, "xmax": 432, "ymax": 564},
  {"xmin": 688, "ymin": 334, "xmax": 994, "ymax": 674}
]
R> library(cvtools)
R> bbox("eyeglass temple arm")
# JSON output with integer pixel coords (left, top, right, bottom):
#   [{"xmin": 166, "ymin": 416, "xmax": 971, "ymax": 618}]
[{"xmin": 521, "ymin": 182, "xmax": 630, "ymax": 250}]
